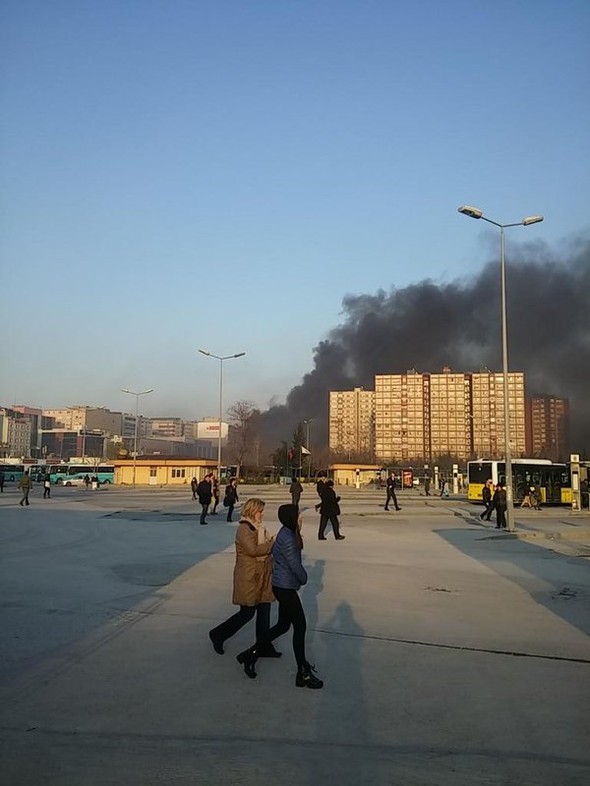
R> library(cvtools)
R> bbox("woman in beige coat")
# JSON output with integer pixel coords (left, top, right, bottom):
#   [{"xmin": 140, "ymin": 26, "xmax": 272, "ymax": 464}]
[{"xmin": 208, "ymin": 498, "xmax": 281, "ymax": 658}]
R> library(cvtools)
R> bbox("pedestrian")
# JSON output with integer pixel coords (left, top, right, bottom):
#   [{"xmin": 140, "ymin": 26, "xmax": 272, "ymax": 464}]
[
  {"xmin": 384, "ymin": 471, "xmax": 401, "ymax": 511},
  {"xmin": 289, "ymin": 477, "xmax": 303, "ymax": 507},
  {"xmin": 84, "ymin": 473, "xmax": 91, "ymax": 490},
  {"xmin": 190, "ymin": 476, "xmax": 198, "ymax": 500},
  {"xmin": 43, "ymin": 472, "xmax": 51, "ymax": 499},
  {"xmin": 424, "ymin": 476, "xmax": 431, "ymax": 496},
  {"xmin": 208, "ymin": 498, "xmax": 280, "ymax": 659},
  {"xmin": 318, "ymin": 480, "xmax": 345, "ymax": 540},
  {"xmin": 237, "ymin": 504, "xmax": 323, "ymax": 689},
  {"xmin": 441, "ymin": 480, "xmax": 450, "ymax": 498},
  {"xmin": 531, "ymin": 485, "xmax": 542, "ymax": 511},
  {"xmin": 224, "ymin": 477, "xmax": 239, "ymax": 522},
  {"xmin": 480, "ymin": 479, "xmax": 495, "ymax": 520},
  {"xmin": 493, "ymin": 483, "xmax": 507, "ymax": 529},
  {"xmin": 19, "ymin": 471, "xmax": 31, "ymax": 506},
  {"xmin": 0, "ymin": 471, "xmax": 4, "ymax": 493},
  {"xmin": 314, "ymin": 474, "xmax": 326, "ymax": 512},
  {"xmin": 197, "ymin": 473, "xmax": 213, "ymax": 525},
  {"xmin": 211, "ymin": 476, "xmax": 220, "ymax": 515}
]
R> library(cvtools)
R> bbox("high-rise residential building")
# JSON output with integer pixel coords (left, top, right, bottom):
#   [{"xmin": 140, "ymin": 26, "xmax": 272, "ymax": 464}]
[
  {"xmin": 148, "ymin": 417, "xmax": 185, "ymax": 438},
  {"xmin": 375, "ymin": 372, "xmax": 429, "ymax": 462},
  {"xmin": 329, "ymin": 387, "xmax": 375, "ymax": 457},
  {"xmin": 526, "ymin": 395, "xmax": 570, "ymax": 461},
  {"xmin": 429, "ymin": 368, "xmax": 471, "ymax": 460},
  {"xmin": 337, "ymin": 368, "xmax": 529, "ymax": 463},
  {"xmin": 0, "ymin": 407, "xmax": 32, "ymax": 458},
  {"xmin": 471, "ymin": 371, "xmax": 526, "ymax": 459}
]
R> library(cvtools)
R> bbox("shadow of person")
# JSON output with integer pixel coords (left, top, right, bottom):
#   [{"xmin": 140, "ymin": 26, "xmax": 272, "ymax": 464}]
[{"xmin": 301, "ymin": 558, "xmax": 324, "ymax": 636}]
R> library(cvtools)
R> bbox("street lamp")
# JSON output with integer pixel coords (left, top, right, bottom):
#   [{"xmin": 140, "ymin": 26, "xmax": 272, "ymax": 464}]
[
  {"xmin": 198, "ymin": 349, "xmax": 246, "ymax": 481},
  {"xmin": 458, "ymin": 205, "xmax": 543, "ymax": 532},
  {"xmin": 304, "ymin": 419, "xmax": 312, "ymax": 481},
  {"xmin": 121, "ymin": 388, "xmax": 154, "ymax": 487}
]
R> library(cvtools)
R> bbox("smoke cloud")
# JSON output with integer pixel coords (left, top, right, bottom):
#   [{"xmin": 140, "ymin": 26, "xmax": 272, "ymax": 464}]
[{"xmin": 259, "ymin": 234, "xmax": 590, "ymax": 456}]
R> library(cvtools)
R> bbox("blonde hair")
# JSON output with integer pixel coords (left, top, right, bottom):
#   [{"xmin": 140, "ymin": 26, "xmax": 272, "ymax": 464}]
[{"xmin": 241, "ymin": 498, "xmax": 265, "ymax": 522}]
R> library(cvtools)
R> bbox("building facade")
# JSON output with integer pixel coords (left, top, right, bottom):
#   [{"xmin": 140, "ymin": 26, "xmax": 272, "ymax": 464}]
[
  {"xmin": 336, "ymin": 369, "xmax": 529, "ymax": 464},
  {"xmin": 43, "ymin": 406, "xmax": 123, "ymax": 435},
  {"xmin": 329, "ymin": 387, "xmax": 375, "ymax": 458},
  {"xmin": 526, "ymin": 395, "xmax": 570, "ymax": 461}
]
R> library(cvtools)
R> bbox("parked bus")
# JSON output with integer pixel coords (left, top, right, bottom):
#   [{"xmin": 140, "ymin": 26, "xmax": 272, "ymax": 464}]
[
  {"xmin": 467, "ymin": 459, "xmax": 572, "ymax": 505},
  {"xmin": 28, "ymin": 463, "xmax": 115, "ymax": 485},
  {"xmin": 0, "ymin": 462, "xmax": 26, "ymax": 484}
]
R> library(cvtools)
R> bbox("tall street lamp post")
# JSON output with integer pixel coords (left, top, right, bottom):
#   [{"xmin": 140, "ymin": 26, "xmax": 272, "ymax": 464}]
[
  {"xmin": 198, "ymin": 350, "xmax": 246, "ymax": 481},
  {"xmin": 304, "ymin": 418, "xmax": 312, "ymax": 481},
  {"xmin": 458, "ymin": 206, "xmax": 543, "ymax": 532},
  {"xmin": 121, "ymin": 388, "xmax": 154, "ymax": 487}
]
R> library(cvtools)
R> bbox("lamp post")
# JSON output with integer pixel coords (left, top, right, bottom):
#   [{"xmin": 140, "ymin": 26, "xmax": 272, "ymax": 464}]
[
  {"xmin": 304, "ymin": 418, "xmax": 312, "ymax": 481},
  {"xmin": 121, "ymin": 388, "xmax": 154, "ymax": 487},
  {"xmin": 198, "ymin": 349, "xmax": 246, "ymax": 482},
  {"xmin": 458, "ymin": 206, "xmax": 543, "ymax": 532}
]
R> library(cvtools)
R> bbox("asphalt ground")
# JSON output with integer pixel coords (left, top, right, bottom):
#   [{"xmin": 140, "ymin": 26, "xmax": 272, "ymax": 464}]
[{"xmin": 0, "ymin": 484, "xmax": 589, "ymax": 785}]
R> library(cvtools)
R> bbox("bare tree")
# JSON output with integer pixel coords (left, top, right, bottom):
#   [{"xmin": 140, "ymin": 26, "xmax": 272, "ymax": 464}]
[{"xmin": 227, "ymin": 401, "xmax": 258, "ymax": 477}]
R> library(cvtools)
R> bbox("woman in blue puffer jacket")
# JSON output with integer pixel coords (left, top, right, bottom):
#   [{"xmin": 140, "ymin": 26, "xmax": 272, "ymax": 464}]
[{"xmin": 237, "ymin": 504, "xmax": 323, "ymax": 689}]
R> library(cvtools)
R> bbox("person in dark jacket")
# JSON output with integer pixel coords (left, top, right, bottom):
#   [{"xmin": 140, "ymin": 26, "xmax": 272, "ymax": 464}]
[
  {"xmin": 211, "ymin": 476, "xmax": 220, "ymax": 514},
  {"xmin": 237, "ymin": 504, "xmax": 323, "ymax": 689},
  {"xmin": 224, "ymin": 477, "xmax": 239, "ymax": 522},
  {"xmin": 318, "ymin": 480, "xmax": 345, "ymax": 540},
  {"xmin": 480, "ymin": 479, "xmax": 494, "ymax": 521},
  {"xmin": 315, "ymin": 475, "xmax": 326, "ymax": 512},
  {"xmin": 384, "ymin": 471, "xmax": 401, "ymax": 511},
  {"xmin": 190, "ymin": 477, "xmax": 198, "ymax": 500},
  {"xmin": 493, "ymin": 483, "xmax": 507, "ymax": 529},
  {"xmin": 289, "ymin": 478, "xmax": 303, "ymax": 508},
  {"xmin": 197, "ymin": 474, "xmax": 213, "ymax": 525}
]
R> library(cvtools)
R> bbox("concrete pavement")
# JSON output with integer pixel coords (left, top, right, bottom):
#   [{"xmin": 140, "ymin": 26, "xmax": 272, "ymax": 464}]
[{"xmin": 0, "ymin": 484, "xmax": 589, "ymax": 784}]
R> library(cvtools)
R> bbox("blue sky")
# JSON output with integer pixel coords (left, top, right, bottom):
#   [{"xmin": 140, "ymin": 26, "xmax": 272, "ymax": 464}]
[{"xmin": 2, "ymin": 0, "xmax": 589, "ymax": 420}]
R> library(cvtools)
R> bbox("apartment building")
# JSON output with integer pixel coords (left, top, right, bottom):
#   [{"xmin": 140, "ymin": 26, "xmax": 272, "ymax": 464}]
[
  {"xmin": 375, "ymin": 372, "xmax": 429, "ymax": 462},
  {"xmin": 526, "ymin": 395, "xmax": 570, "ymax": 461},
  {"xmin": 0, "ymin": 407, "xmax": 32, "ymax": 458},
  {"xmin": 329, "ymin": 387, "xmax": 375, "ymax": 457},
  {"xmin": 430, "ymin": 369, "xmax": 471, "ymax": 460},
  {"xmin": 148, "ymin": 417, "xmax": 185, "ymax": 438},
  {"xmin": 337, "ymin": 368, "xmax": 529, "ymax": 463},
  {"xmin": 471, "ymin": 372, "xmax": 526, "ymax": 458}
]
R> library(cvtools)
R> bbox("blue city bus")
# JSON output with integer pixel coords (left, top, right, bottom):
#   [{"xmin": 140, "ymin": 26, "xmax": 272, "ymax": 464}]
[
  {"xmin": 0, "ymin": 463, "xmax": 26, "ymax": 484},
  {"xmin": 28, "ymin": 463, "xmax": 115, "ymax": 485}
]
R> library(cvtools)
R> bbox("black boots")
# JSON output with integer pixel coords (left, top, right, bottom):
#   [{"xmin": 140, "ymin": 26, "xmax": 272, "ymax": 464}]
[
  {"xmin": 257, "ymin": 644, "xmax": 282, "ymax": 658},
  {"xmin": 208, "ymin": 631, "xmax": 224, "ymax": 655},
  {"xmin": 296, "ymin": 662, "xmax": 324, "ymax": 689},
  {"xmin": 236, "ymin": 647, "xmax": 258, "ymax": 679}
]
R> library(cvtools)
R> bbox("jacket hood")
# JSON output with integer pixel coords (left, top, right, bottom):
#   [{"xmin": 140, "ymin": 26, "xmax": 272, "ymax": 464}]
[{"xmin": 278, "ymin": 504, "xmax": 298, "ymax": 531}]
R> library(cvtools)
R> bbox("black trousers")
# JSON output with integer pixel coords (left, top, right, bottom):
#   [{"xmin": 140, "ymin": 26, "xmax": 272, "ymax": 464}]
[
  {"xmin": 385, "ymin": 490, "xmax": 399, "ymax": 509},
  {"xmin": 226, "ymin": 504, "xmax": 235, "ymax": 521},
  {"xmin": 496, "ymin": 505, "xmax": 507, "ymax": 528},
  {"xmin": 43, "ymin": 487, "xmax": 51, "ymax": 498},
  {"xmin": 210, "ymin": 602, "xmax": 270, "ymax": 645},
  {"xmin": 259, "ymin": 586, "xmax": 306, "ymax": 668},
  {"xmin": 318, "ymin": 514, "xmax": 341, "ymax": 538},
  {"xmin": 200, "ymin": 504, "xmax": 209, "ymax": 525},
  {"xmin": 212, "ymin": 496, "xmax": 219, "ymax": 513},
  {"xmin": 480, "ymin": 501, "xmax": 494, "ymax": 520}
]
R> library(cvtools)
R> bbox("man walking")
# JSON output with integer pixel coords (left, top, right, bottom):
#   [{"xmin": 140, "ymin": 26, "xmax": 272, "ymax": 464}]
[
  {"xmin": 480, "ymin": 479, "xmax": 494, "ymax": 521},
  {"xmin": 19, "ymin": 471, "xmax": 32, "ymax": 506},
  {"xmin": 197, "ymin": 473, "xmax": 213, "ymax": 525},
  {"xmin": 43, "ymin": 472, "xmax": 51, "ymax": 499},
  {"xmin": 289, "ymin": 477, "xmax": 303, "ymax": 507},
  {"xmin": 384, "ymin": 471, "xmax": 401, "ymax": 511}
]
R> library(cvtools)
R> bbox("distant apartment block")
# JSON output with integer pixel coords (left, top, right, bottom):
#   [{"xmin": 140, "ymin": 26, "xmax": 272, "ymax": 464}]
[
  {"xmin": 43, "ymin": 406, "xmax": 123, "ymax": 435},
  {"xmin": 329, "ymin": 388, "xmax": 375, "ymax": 457},
  {"xmin": 526, "ymin": 395, "xmax": 570, "ymax": 461},
  {"xmin": 0, "ymin": 407, "xmax": 32, "ymax": 458},
  {"xmin": 335, "ymin": 368, "xmax": 528, "ymax": 463}
]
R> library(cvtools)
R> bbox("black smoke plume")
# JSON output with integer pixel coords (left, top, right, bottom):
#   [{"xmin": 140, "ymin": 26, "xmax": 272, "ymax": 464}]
[{"xmin": 259, "ymin": 234, "xmax": 590, "ymax": 456}]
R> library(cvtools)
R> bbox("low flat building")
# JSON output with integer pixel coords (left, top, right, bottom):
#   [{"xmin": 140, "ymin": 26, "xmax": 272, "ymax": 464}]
[{"xmin": 114, "ymin": 457, "xmax": 217, "ymax": 486}]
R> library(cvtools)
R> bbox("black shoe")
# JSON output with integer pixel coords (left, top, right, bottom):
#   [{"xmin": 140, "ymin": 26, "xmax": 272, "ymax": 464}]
[
  {"xmin": 296, "ymin": 663, "xmax": 323, "ymax": 689},
  {"xmin": 495, "ymin": 525, "xmax": 501, "ymax": 529},
  {"xmin": 335, "ymin": 535, "xmax": 345, "ymax": 540},
  {"xmin": 384, "ymin": 507, "xmax": 389, "ymax": 511},
  {"xmin": 209, "ymin": 631, "xmax": 224, "ymax": 655},
  {"xmin": 395, "ymin": 507, "xmax": 402, "ymax": 511},
  {"xmin": 226, "ymin": 518, "xmax": 232, "ymax": 522},
  {"xmin": 318, "ymin": 536, "xmax": 327, "ymax": 540},
  {"xmin": 236, "ymin": 648, "xmax": 257, "ymax": 679},
  {"xmin": 200, "ymin": 522, "xmax": 207, "ymax": 525},
  {"xmin": 257, "ymin": 644, "xmax": 282, "ymax": 658},
  {"xmin": 210, "ymin": 512, "xmax": 217, "ymax": 515}
]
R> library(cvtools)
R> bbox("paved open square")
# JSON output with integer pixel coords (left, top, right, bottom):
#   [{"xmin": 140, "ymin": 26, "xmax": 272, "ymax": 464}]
[{"xmin": 1, "ymin": 484, "xmax": 589, "ymax": 785}]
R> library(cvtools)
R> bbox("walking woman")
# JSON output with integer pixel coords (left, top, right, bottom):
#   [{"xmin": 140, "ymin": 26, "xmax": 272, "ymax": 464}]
[
  {"xmin": 224, "ymin": 477, "xmax": 239, "ymax": 522},
  {"xmin": 318, "ymin": 479, "xmax": 345, "ymax": 540},
  {"xmin": 208, "ymin": 498, "xmax": 280, "ymax": 657},
  {"xmin": 237, "ymin": 504, "xmax": 323, "ymax": 689}
]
